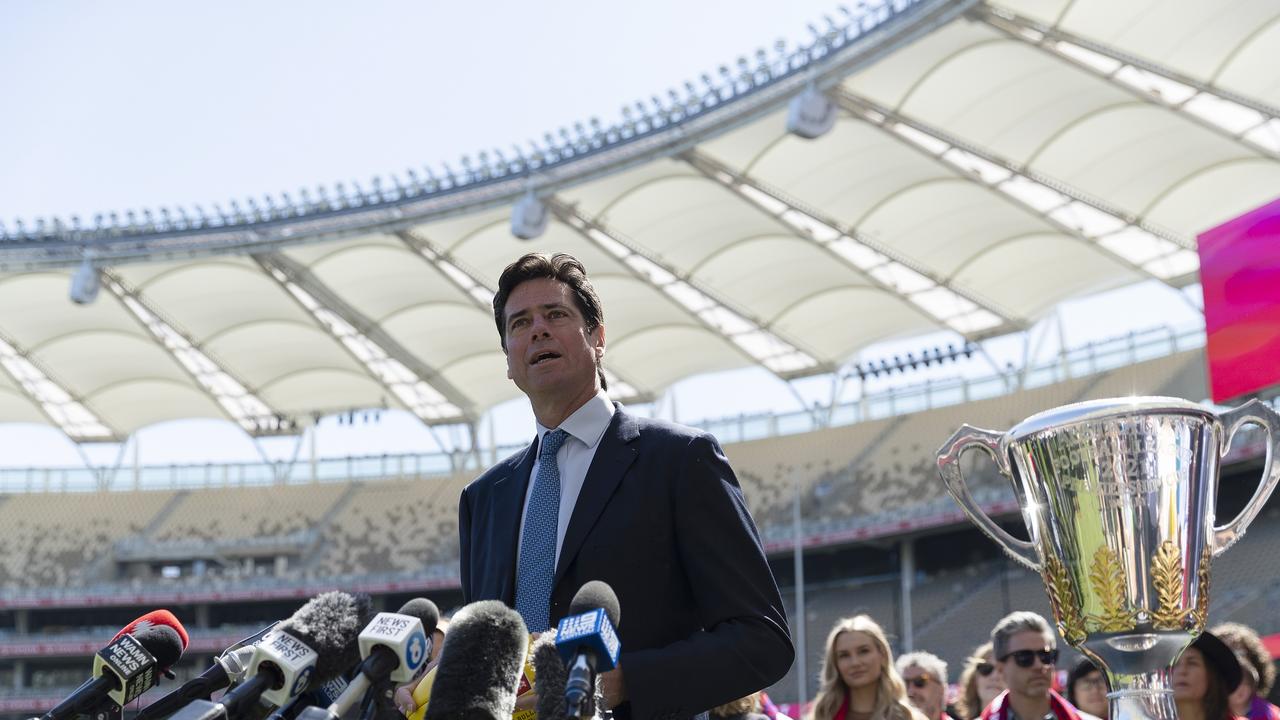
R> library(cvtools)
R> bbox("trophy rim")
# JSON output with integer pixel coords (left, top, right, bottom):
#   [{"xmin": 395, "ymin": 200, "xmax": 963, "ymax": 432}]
[{"xmin": 1009, "ymin": 395, "xmax": 1214, "ymax": 440}]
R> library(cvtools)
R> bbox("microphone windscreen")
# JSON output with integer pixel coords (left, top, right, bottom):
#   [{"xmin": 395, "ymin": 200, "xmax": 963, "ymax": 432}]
[
  {"xmin": 532, "ymin": 632, "xmax": 571, "ymax": 720},
  {"xmin": 397, "ymin": 598, "xmax": 441, "ymax": 635},
  {"xmin": 568, "ymin": 580, "xmax": 620, "ymax": 628},
  {"xmin": 422, "ymin": 600, "xmax": 528, "ymax": 720},
  {"xmin": 132, "ymin": 624, "xmax": 186, "ymax": 669},
  {"xmin": 112, "ymin": 609, "xmax": 190, "ymax": 650},
  {"xmin": 278, "ymin": 591, "xmax": 372, "ymax": 682}
]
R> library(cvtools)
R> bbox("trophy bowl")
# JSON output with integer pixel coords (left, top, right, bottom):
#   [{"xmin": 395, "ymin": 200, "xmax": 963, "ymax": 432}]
[{"xmin": 937, "ymin": 397, "xmax": 1280, "ymax": 720}]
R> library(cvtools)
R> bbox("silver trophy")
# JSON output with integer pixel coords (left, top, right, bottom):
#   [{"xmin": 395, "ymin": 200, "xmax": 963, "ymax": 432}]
[{"xmin": 937, "ymin": 397, "xmax": 1280, "ymax": 720}]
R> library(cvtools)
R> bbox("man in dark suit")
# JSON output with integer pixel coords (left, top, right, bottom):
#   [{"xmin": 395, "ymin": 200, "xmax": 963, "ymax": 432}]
[{"xmin": 458, "ymin": 253, "xmax": 793, "ymax": 720}]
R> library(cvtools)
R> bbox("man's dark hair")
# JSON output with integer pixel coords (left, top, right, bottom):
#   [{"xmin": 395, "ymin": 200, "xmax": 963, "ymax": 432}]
[{"xmin": 493, "ymin": 252, "xmax": 607, "ymax": 390}]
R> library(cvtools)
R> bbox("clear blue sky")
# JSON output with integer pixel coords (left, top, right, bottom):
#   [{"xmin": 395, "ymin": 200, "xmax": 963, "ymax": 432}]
[{"xmin": 0, "ymin": 1, "xmax": 1208, "ymax": 469}]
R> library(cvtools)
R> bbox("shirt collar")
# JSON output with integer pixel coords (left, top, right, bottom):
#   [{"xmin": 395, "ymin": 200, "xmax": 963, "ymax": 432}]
[{"xmin": 535, "ymin": 389, "xmax": 614, "ymax": 457}]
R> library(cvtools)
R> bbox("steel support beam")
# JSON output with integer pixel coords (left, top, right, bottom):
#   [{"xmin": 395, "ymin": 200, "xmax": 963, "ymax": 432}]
[
  {"xmin": 102, "ymin": 271, "xmax": 294, "ymax": 435},
  {"xmin": 0, "ymin": 330, "xmax": 115, "ymax": 440},
  {"xmin": 254, "ymin": 253, "xmax": 475, "ymax": 423},
  {"xmin": 394, "ymin": 229, "xmax": 651, "ymax": 402},
  {"xmin": 832, "ymin": 89, "xmax": 1201, "ymax": 286},
  {"xmin": 546, "ymin": 198, "xmax": 828, "ymax": 380},
  {"xmin": 682, "ymin": 149, "xmax": 1025, "ymax": 339},
  {"xmin": 975, "ymin": 3, "xmax": 1280, "ymax": 159}
]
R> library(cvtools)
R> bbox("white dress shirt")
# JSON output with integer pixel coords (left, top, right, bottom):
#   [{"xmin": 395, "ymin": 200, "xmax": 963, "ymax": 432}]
[{"xmin": 516, "ymin": 389, "xmax": 615, "ymax": 568}]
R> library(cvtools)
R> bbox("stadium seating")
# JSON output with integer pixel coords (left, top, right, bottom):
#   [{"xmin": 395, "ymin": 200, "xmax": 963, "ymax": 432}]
[
  {"xmin": 0, "ymin": 347, "xmax": 1218, "ymax": 594},
  {"xmin": 0, "ymin": 491, "xmax": 173, "ymax": 588}
]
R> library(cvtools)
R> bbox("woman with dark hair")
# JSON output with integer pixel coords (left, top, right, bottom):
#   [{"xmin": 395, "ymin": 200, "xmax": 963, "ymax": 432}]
[
  {"xmin": 808, "ymin": 615, "xmax": 928, "ymax": 720},
  {"xmin": 1065, "ymin": 658, "xmax": 1108, "ymax": 719},
  {"xmin": 1174, "ymin": 631, "xmax": 1245, "ymax": 720},
  {"xmin": 955, "ymin": 642, "xmax": 1004, "ymax": 720}
]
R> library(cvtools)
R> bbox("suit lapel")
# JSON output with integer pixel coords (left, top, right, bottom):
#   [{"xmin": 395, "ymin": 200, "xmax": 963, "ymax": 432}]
[
  {"xmin": 491, "ymin": 439, "xmax": 538, "ymax": 604},
  {"xmin": 553, "ymin": 406, "xmax": 640, "ymax": 589}
]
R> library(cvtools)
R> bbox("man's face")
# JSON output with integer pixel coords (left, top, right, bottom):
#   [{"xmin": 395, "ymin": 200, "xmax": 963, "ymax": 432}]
[
  {"xmin": 998, "ymin": 630, "xmax": 1056, "ymax": 700},
  {"xmin": 503, "ymin": 277, "xmax": 603, "ymax": 402},
  {"xmin": 902, "ymin": 664, "xmax": 945, "ymax": 719}
]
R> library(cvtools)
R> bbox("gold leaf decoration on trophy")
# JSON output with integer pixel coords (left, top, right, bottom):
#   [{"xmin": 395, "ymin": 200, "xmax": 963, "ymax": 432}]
[
  {"xmin": 1151, "ymin": 541, "xmax": 1187, "ymax": 630},
  {"xmin": 1088, "ymin": 546, "xmax": 1136, "ymax": 632},
  {"xmin": 1044, "ymin": 556, "xmax": 1087, "ymax": 644},
  {"xmin": 1191, "ymin": 545, "xmax": 1211, "ymax": 630}
]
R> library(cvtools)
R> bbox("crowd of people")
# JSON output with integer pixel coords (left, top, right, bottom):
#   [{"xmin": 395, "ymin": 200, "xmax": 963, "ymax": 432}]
[{"xmin": 797, "ymin": 612, "xmax": 1280, "ymax": 720}]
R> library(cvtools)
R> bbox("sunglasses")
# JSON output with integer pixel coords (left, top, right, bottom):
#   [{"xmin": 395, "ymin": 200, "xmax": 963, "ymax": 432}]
[
  {"xmin": 975, "ymin": 662, "xmax": 995, "ymax": 677},
  {"xmin": 1000, "ymin": 649, "xmax": 1059, "ymax": 668},
  {"xmin": 907, "ymin": 677, "xmax": 936, "ymax": 689}
]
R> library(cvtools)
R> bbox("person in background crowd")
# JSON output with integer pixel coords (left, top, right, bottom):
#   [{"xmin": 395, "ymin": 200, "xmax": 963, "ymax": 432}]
[
  {"xmin": 1213, "ymin": 622, "xmax": 1280, "ymax": 720},
  {"xmin": 897, "ymin": 651, "xmax": 955, "ymax": 720},
  {"xmin": 1232, "ymin": 661, "xmax": 1262, "ymax": 719},
  {"xmin": 957, "ymin": 642, "xmax": 1004, "ymax": 720},
  {"xmin": 1065, "ymin": 658, "xmax": 1108, "ymax": 720},
  {"xmin": 807, "ymin": 614, "xmax": 927, "ymax": 720},
  {"xmin": 980, "ymin": 611, "xmax": 1100, "ymax": 720},
  {"xmin": 711, "ymin": 693, "xmax": 772, "ymax": 720},
  {"xmin": 1173, "ymin": 631, "xmax": 1244, "ymax": 720}
]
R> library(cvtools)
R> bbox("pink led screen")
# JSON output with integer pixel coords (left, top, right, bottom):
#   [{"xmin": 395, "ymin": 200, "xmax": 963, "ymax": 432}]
[{"xmin": 1198, "ymin": 196, "xmax": 1280, "ymax": 402}]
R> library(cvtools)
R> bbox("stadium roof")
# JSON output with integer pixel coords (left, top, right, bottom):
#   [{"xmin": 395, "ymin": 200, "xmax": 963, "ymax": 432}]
[{"xmin": 1, "ymin": 0, "xmax": 1277, "ymax": 441}]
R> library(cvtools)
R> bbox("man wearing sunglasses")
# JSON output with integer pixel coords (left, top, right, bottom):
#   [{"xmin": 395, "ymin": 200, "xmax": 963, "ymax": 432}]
[
  {"xmin": 898, "ymin": 651, "xmax": 955, "ymax": 720},
  {"xmin": 980, "ymin": 612, "xmax": 1101, "ymax": 720}
]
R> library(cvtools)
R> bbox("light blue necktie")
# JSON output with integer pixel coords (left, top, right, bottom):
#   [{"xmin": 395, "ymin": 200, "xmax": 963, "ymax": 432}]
[{"xmin": 515, "ymin": 428, "xmax": 568, "ymax": 632}]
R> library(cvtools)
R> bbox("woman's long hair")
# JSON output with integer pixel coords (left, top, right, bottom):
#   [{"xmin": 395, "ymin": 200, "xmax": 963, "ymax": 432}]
[
  {"xmin": 956, "ymin": 642, "xmax": 994, "ymax": 720},
  {"xmin": 809, "ymin": 615, "xmax": 924, "ymax": 720}
]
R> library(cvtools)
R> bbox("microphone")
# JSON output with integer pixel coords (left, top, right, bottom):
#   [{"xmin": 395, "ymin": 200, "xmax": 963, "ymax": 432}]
[
  {"xmin": 168, "ymin": 591, "xmax": 370, "ymax": 720},
  {"xmin": 136, "ymin": 623, "xmax": 278, "ymax": 720},
  {"xmin": 43, "ymin": 623, "xmax": 187, "ymax": 720},
  {"xmin": 421, "ymin": 600, "xmax": 529, "ymax": 720},
  {"xmin": 553, "ymin": 581, "xmax": 621, "ymax": 720},
  {"xmin": 532, "ymin": 630, "xmax": 582, "ymax": 720},
  {"xmin": 295, "ymin": 598, "xmax": 440, "ymax": 720}
]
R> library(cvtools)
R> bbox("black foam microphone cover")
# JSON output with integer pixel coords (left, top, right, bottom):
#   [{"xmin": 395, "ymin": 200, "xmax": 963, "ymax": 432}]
[
  {"xmin": 278, "ymin": 591, "xmax": 373, "ymax": 683},
  {"xmin": 567, "ymin": 580, "xmax": 620, "ymax": 628},
  {"xmin": 534, "ymin": 630, "xmax": 599, "ymax": 720},
  {"xmin": 396, "ymin": 598, "xmax": 440, "ymax": 636},
  {"xmin": 134, "ymin": 625, "xmax": 186, "ymax": 670},
  {"xmin": 421, "ymin": 600, "xmax": 528, "ymax": 720}
]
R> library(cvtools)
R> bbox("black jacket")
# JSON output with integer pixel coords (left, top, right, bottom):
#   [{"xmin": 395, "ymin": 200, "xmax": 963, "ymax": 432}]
[{"xmin": 459, "ymin": 405, "xmax": 793, "ymax": 720}]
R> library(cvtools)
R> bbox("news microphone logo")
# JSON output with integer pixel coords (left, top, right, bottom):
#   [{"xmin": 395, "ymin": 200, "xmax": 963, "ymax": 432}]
[
  {"xmin": 91, "ymin": 633, "xmax": 157, "ymax": 706},
  {"xmin": 253, "ymin": 629, "xmax": 319, "ymax": 705},
  {"xmin": 554, "ymin": 609, "xmax": 620, "ymax": 671},
  {"xmin": 357, "ymin": 611, "xmax": 429, "ymax": 683}
]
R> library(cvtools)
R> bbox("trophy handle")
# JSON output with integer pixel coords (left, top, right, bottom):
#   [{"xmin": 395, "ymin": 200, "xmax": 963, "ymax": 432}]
[
  {"xmin": 1214, "ymin": 399, "xmax": 1280, "ymax": 556},
  {"xmin": 937, "ymin": 424, "xmax": 1039, "ymax": 570}
]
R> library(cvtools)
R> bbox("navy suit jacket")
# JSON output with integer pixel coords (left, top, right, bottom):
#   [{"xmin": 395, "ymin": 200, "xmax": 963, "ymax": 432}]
[{"xmin": 458, "ymin": 405, "xmax": 793, "ymax": 720}]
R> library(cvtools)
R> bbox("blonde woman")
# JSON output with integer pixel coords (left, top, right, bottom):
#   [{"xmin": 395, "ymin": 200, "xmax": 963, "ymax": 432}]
[{"xmin": 809, "ymin": 615, "xmax": 928, "ymax": 720}]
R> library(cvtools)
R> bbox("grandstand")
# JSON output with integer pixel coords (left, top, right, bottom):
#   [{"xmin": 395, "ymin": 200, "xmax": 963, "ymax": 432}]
[
  {"xmin": 5, "ymin": 338, "xmax": 1280, "ymax": 710},
  {"xmin": 4, "ymin": 0, "xmax": 1280, "ymax": 715}
]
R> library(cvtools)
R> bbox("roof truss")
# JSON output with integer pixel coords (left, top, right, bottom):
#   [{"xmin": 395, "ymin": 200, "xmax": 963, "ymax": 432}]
[
  {"xmin": 102, "ymin": 271, "xmax": 294, "ymax": 435},
  {"xmin": 974, "ymin": 3, "xmax": 1280, "ymax": 159},
  {"xmin": 831, "ymin": 89, "xmax": 1202, "ymax": 285},
  {"xmin": 253, "ymin": 253, "xmax": 475, "ymax": 423},
  {"xmin": 0, "ymin": 330, "xmax": 115, "ymax": 440},
  {"xmin": 546, "ymin": 197, "xmax": 827, "ymax": 379},
  {"xmin": 682, "ymin": 149, "xmax": 1025, "ymax": 338}
]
